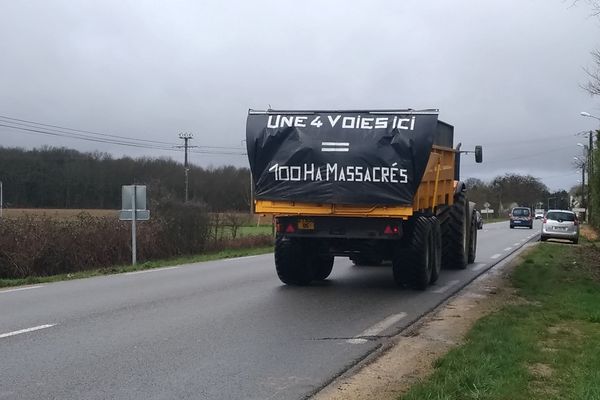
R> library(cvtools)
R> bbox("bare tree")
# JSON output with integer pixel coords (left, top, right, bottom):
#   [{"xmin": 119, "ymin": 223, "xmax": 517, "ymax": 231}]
[
  {"xmin": 572, "ymin": 0, "xmax": 600, "ymax": 16},
  {"xmin": 573, "ymin": 1, "xmax": 600, "ymax": 95},
  {"xmin": 583, "ymin": 50, "xmax": 600, "ymax": 96}
]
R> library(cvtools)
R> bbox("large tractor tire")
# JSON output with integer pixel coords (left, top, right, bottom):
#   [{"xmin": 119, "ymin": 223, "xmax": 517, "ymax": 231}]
[
  {"xmin": 274, "ymin": 237, "xmax": 314, "ymax": 285},
  {"xmin": 429, "ymin": 217, "xmax": 443, "ymax": 284},
  {"xmin": 468, "ymin": 209, "xmax": 477, "ymax": 264},
  {"xmin": 442, "ymin": 190, "xmax": 469, "ymax": 270},
  {"xmin": 314, "ymin": 256, "xmax": 334, "ymax": 281},
  {"xmin": 393, "ymin": 216, "xmax": 435, "ymax": 290}
]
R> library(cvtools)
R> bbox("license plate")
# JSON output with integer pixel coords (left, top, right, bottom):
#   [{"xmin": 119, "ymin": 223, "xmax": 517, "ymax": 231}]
[
  {"xmin": 554, "ymin": 227, "xmax": 567, "ymax": 231},
  {"xmin": 514, "ymin": 220, "xmax": 521, "ymax": 223},
  {"xmin": 298, "ymin": 219, "xmax": 315, "ymax": 230}
]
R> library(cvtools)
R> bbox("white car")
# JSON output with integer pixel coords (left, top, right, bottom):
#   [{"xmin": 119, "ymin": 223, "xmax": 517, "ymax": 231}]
[
  {"xmin": 540, "ymin": 210, "xmax": 579, "ymax": 244},
  {"xmin": 534, "ymin": 210, "xmax": 544, "ymax": 219}
]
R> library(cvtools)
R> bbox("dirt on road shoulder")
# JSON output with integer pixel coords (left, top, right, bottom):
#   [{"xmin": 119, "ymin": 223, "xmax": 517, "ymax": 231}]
[{"xmin": 312, "ymin": 247, "xmax": 533, "ymax": 400}]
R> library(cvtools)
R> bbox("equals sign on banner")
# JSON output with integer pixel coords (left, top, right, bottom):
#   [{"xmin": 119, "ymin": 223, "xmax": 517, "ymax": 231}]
[{"xmin": 321, "ymin": 141, "xmax": 350, "ymax": 152}]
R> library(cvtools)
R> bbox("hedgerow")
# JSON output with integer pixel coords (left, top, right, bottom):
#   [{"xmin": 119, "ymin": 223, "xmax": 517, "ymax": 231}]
[{"xmin": 0, "ymin": 202, "xmax": 271, "ymax": 279}]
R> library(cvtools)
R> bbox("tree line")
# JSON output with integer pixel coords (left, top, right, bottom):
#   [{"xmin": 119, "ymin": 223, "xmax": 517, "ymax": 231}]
[
  {"xmin": 465, "ymin": 174, "xmax": 570, "ymax": 214},
  {"xmin": 0, "ymin": 146, "xmax": 589, "ymax": 217},
  {"xmin": 0, "ymin": 146, "xmax": 251, "ymax": 211}
]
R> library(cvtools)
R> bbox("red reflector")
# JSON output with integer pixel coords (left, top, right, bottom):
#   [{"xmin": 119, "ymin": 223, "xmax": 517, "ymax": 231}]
[
  {"xmin": 384, "ymin": 225, "xmax": 399, "ymax": 235},
  {"xmin": 285, "ymin": 223, "xmax": 295, "ymax": 233}
]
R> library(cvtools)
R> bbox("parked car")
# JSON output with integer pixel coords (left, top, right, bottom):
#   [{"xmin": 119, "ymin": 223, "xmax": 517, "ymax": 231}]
[
  {"xmin": 509, "ymin": 207, "xmax": 533, "ymax": 229},
  {"xmin": 541, "ymin": 210, "xmax": 579, "ymax": 244},
  {"xmin": 475, "ymin": 210, "xmax": 483, "ymax": 229}
]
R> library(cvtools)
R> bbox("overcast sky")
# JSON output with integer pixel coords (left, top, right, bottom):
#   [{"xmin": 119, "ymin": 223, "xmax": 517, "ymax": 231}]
[{"xmin": 1, "ymin": 0, "xmax": 599, "ymax": 191}]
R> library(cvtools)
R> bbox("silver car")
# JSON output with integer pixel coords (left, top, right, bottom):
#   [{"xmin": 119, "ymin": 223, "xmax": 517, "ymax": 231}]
[{"xmin": 540, "ymin": 210, "xmax": 579, "ymax": 244}]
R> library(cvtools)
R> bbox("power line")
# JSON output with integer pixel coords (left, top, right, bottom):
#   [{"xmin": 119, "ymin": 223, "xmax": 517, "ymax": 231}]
[
  {"xmin": 0, "ymin": 121, "xmax": 246, "ymax": 156},
  {"xmin": 0, "ymin": 115, "xmax": 246, "ymax": 154},
  {"xmin": 0, "ymin": 114, "xmax": 179, "ymax": 146},
  {"xmin": 0, "ymin": 123, "xmax": 176, "ymax": 151}
]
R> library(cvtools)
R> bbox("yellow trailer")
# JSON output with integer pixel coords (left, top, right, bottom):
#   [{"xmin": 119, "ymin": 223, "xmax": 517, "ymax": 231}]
[{"xmin": 246, "ymin": 109, "xmax": 482, "ymax": 289}]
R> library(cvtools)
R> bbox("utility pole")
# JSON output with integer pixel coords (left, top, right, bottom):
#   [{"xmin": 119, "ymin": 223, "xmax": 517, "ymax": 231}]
[
  {"xmin": 589, "ymin": 130, "xmax": 594, "ymax": 224},
  {"xmin": 177, "ymin": 132, "xmax": 195, "ymax": 202},
  {"xmin": 582, "ymin": 161, "xmax": 586, "ymax": 210}
]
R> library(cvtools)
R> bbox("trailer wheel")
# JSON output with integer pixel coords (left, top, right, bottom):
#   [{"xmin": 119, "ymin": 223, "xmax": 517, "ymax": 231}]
[
  {"xmin": 429, "ymin": 217, "xmax": 442, "ymax": 284},
  {"xmin": 394, "ymin": 216, "xmax": 434, "ymax": 290},
  {"xmin": 274, "ymin": 237, "xmax": 314, "ymax": 285},
  {"xmin": 314, "ymin": 256, "xmax": 334, "ymax": 281},
  {"xmin": 442, "ymin": 190, "xmax": 469, "ymax": 269}
]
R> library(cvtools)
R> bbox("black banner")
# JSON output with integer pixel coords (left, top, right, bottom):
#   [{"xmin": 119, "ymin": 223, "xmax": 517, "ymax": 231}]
[{"xmin": 246, "ymin": 110, "xmax": 440, "ymax": 205}]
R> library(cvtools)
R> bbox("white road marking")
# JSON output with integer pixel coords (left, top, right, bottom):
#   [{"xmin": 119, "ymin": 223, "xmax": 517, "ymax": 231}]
[
  {"xmin": 125, "ymin": 266, "xmax": 181, "ymax": 275},
  {"xmin": 513, "ymin": 243, "xmax": 521, "ymax": 246},
  {"xmin": 472, "ymin": 263, "xmax": 487, "ymax": 272},
  {"xmin": 0, "ymin": 285, "xmax": 44, "ymax": 294},
  {"xmin": 347, "ymin": 312, "xmax": 407, "ymax": 344},
  {"xmin": 223, "ymin": 255, "xmax": 261, "ymax": 262},
  {"xmin": 0, "ymin": 324, "xmax": 56, "ymax": 339},
  {"xmin": 432, "ymin": 280, "xmax": 461, "ymax": 294},
  {"xmin": 504, "ymin": 247, "xmax": 513, "ymax": 251},
  {"xmin": 490, "ymin": 253, "xmax": 502, "ymax": 260}
]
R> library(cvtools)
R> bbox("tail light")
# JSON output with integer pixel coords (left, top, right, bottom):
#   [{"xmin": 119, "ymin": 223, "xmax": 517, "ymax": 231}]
[
  {"xmin": 574, "ymin": 218, "xmax": 579, "ymax": 226},
  {"xmin": 383, "ymin": 225, "xmax": 400, "ymax": 235},
  {"xmin": 543, "ymin": 217, "xmax": 547, "ymax": 223}
]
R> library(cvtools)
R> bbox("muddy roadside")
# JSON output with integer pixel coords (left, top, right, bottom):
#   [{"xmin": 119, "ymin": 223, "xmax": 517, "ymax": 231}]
[{"xmin": 312, "ymin": 244, "xmax": 537, "ymax": 400}]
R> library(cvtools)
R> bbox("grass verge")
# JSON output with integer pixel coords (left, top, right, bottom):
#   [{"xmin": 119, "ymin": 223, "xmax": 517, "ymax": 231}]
[
  {"xmin": 399, "ymin": 240, "xmax": 600, "ymax": 400},
  {"xmin": 0, "ymin": 246, "xmax": 273, "ymax": 289}
]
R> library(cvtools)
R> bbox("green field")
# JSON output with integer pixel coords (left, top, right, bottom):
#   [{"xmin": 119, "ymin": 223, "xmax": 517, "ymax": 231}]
[
  {"xmin": 399, "ymin": 240, "xmax": 600, "ymax": 400},
  {"xmin": 237, "ymin": 225, "xmax": 273, "ymax": 236}
]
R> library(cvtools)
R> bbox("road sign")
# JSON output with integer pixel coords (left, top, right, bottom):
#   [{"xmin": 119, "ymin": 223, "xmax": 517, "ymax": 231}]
[
  {"xmin": 120, "ymin": 185, "xmax": 149, "ymax": 266},
  {"xmin": 572, "ymin": 207, "xmax": 587, "ymax": 213},
  {"xmin": 121, "ymin": 185, "xmax": 147, "ymax": 211},
  {"xmin": 120, "ymin": 185, "xmax": 149, "ymax": 221},
  {"xmin": 480, "ymin": 209, "xmax": 494, "ymax": 214},
  {"xmin": 483, "ymin": 202, "xmax": 490, "ymax": 208}
]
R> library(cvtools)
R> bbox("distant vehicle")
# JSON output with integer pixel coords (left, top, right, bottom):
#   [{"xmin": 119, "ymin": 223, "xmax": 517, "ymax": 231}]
[
  {"xmin": 475, "ymin": 210, "xmax": 483, "ymax": 229},
  {"xmin": 510, "ymin": 207, "xmax": 533, "ymax": 229},
  {"xmin": 534, "ymin": 209, "xmax": 545, "ymax": 219},
  {"xmin": 541, "ymin": 210, "xmax": 579, "ymax": 244}
]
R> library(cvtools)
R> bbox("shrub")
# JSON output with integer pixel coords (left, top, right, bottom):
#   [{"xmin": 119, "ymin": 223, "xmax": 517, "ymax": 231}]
[{"xmin": 0, "ymin": 202, "xmax": 260, "ymax": 279}]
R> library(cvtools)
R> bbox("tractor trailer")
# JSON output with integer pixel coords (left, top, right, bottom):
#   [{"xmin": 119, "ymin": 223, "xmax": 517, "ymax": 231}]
[{"xmin": 245, "ymin": 109, "xmax": 482, "ymax": 289}]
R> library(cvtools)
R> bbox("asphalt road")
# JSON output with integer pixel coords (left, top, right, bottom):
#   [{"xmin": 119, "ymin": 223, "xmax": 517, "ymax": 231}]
[{"xmin": 0, "ymin": 220, "xmax": 540, "ymax": 400}]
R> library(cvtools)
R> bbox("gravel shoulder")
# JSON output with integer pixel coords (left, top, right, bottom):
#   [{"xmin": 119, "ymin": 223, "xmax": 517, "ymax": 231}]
[{"xmin": 312, "ymin": 245, "xmax": 534, "ymax": 400}]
